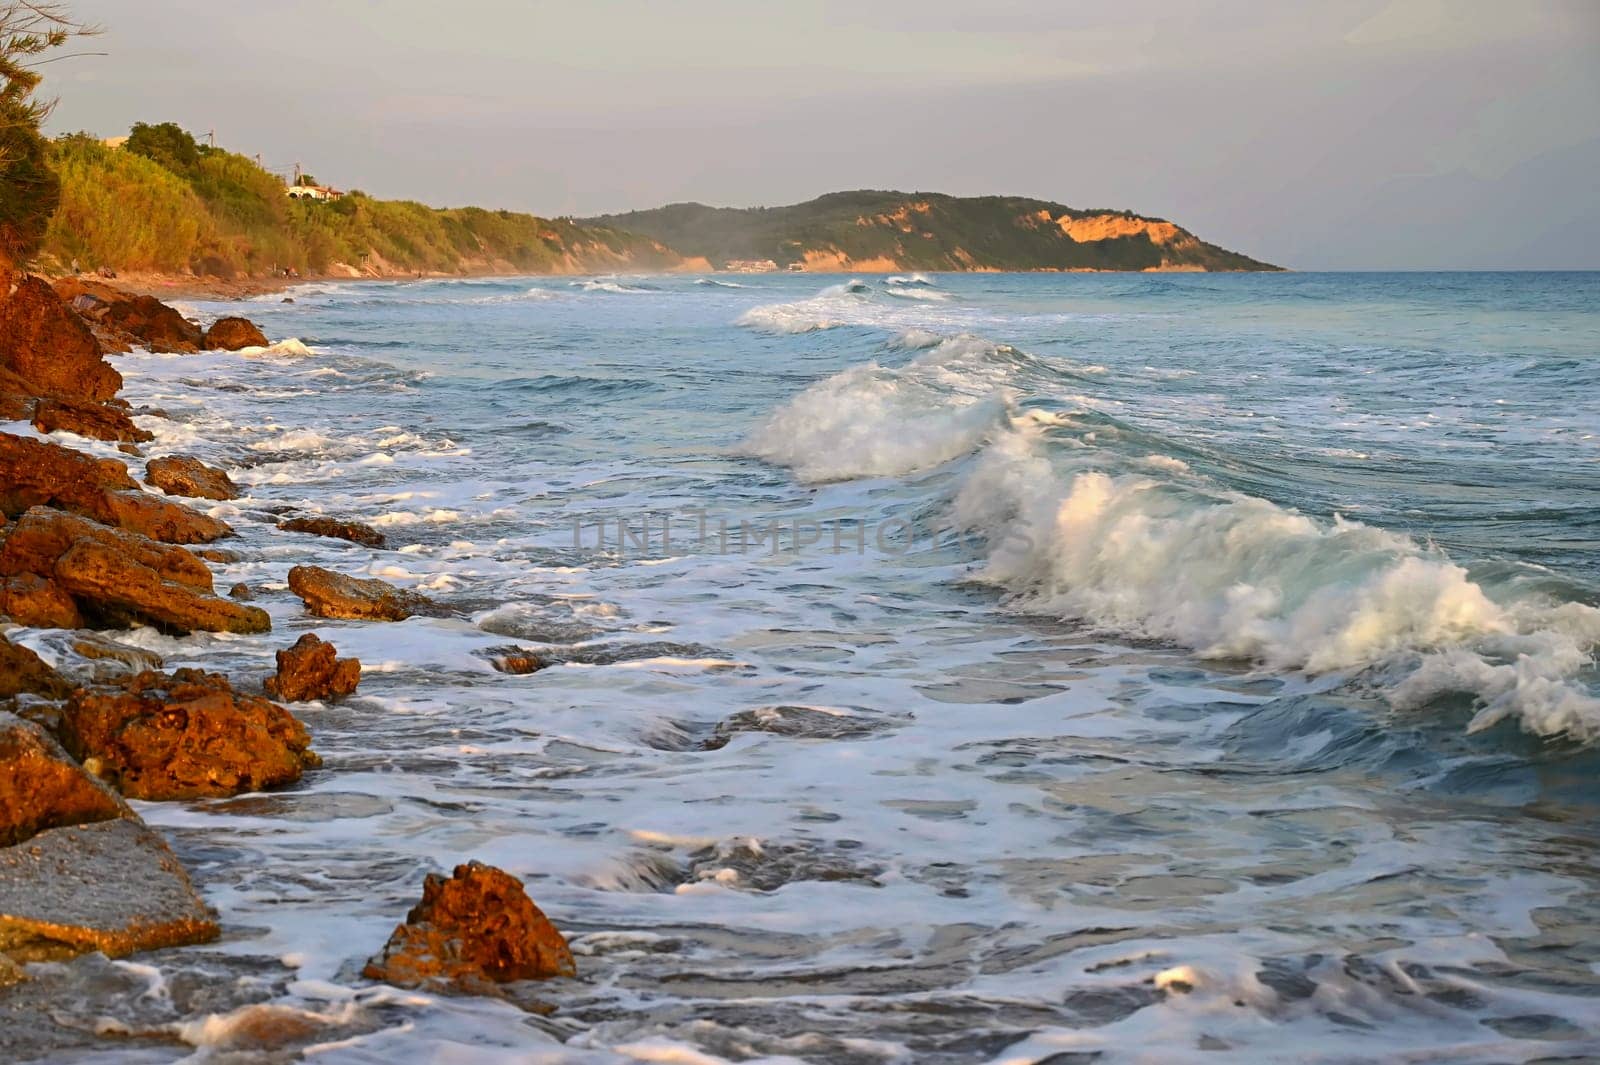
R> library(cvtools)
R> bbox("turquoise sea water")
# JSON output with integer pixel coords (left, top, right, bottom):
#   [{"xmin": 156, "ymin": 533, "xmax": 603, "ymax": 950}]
[{"xmin": 17, "ymin": 271, "xmax": 1600, "ymax": 1062}]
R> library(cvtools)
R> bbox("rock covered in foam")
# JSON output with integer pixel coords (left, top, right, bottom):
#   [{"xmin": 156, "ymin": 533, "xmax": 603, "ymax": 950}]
[
  {"xmin": 203, "ymin": 316, "xmax": 268, "ymax": 351},
  {"xmin": 59, "ymin": 668, "xmax": 319, "ymax": 801},
  {"xmin": 264, "ymin": 633, "xmax": 360, "ymax": 702},
  {"xmin": 0, "ymin": 508, "xmax": 267, "ymax": 634},
  {"xmin": 145, "ymin": 455, "xmax": 238, "ymax": 501},
  {"xmin": 287, "ymin": 565, "xmax": 438, "ymax": 622},
  {"xmin": 278, "ymin": 515, "xmax": 386, "ymax": 548},
  {"xmin": 0, "ymin": 433, "xmax": 232, "ymax": 544},
  {"xmin": 363, "ymin": 861, "xmax": 575, "ymax": 990},
  {"xmin": 30, "ymin": 395, "xmax": 151, "ymax": 443}
]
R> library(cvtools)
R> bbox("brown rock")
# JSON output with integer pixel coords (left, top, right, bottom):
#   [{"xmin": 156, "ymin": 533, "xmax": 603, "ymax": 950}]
[
  {"xmin": 70, "ymin": 635, "xmax": 163, "ymax": 677},
  {"xmin": 279, "ymin": 515, "xmax": 387, "ymax": 549},
  {"xmin": 0, "ymin": 573, "xmax": 83, "ymax": 629},
  {"xmin": 0, "ymin": 634, "xmax": 70, "ymax": 700},
  {"xmin": 204, "ymin": 317, "xmax": 268, "ymax": 351},
  {"xmin": 145, "ymin": 455, "xmax": 238, "ymax": 501},
  {"xmin": 99, "ymin": 294, "xmax": 203, "ymax": 354},
  {"xmin": 0, "ymin": 275, "xmax": 121, "ymax": 401},
  {"xmin": 0, "ymin": 433, "xmax": 231, "ymax": 543},
  {"xmin": 0, "ymin": 508, "xmax": 267, "ymax": 634},
  {"xmin": 0, "ymin": 712, "xmax": 123, "ymax": 847},
  {"xmin": 31, "ymin": 396, "xmax": 152, "ymax": 443},
  {"xmin": 59, "ymin": 669, "xmax": 319, "ymax": 801},
  {"xmin": 485, "ymin": 647, "xmax": 545, "ymax": 675},
  {"xmin": 228, "ymin": 582, "xmax": 253, "ymax": 601},
  {"xmin": 287, "ymin": 565, "xmax": 438, "ymax": 622},
  {"xmin": 198, "ymin": 548, "xmax": 240, "ymax": 563},
  {"xmin": 116, "ymin": 443, "xmax": 143, "ymax": 457},
  {"xmin": 264, "ymin": 633, "xmax": 360, "ymax": 702},
  {"xmin": 363, "ymin": 861, "xmax": 574, "ymax": 989}
]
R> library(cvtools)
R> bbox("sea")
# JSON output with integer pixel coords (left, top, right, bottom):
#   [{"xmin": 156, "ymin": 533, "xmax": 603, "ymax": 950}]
[{"xmin": 17, "ymin": 270, "xmax": 1600, "ymax": 1063}]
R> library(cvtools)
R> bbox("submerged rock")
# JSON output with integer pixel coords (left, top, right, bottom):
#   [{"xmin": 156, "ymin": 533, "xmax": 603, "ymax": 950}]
[
  {"xmin": 145, "ymin": 455, "xmax": 238, "ymax": 501},
  {"xmin": 287, "ymin": 565, "xmax": 438, "ymax": 622},
  {"xmin": 481, "ymin": 646, "xmax": 545, "ymax": 675},
  {"xmin": 264, "ymin": 633, "xmax": 360, "ymax": 702},
  {"xmin": 60, "ymin": 668, "xmax": 319, "ymax": 801},
  {"xmin": 0, "ymin": 508, "xmax": 267, "ymax": 634},
  {"xmin": 203, "ymin": 316, "xmax": 269, "ymax": 351},
  {"xmin": 278, "ymin": 515, "xmax": 386, "ymax": 549},
  {"xmin": 363, "ymin": 861, "xmax": 575, "ymax": 990},
  {"xmin": 0, "ymin": 433, "xmax": 232, "ymax": 544}
]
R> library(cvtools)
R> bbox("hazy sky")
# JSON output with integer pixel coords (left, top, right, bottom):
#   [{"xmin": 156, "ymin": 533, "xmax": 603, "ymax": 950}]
[{"xmin": 44, "ymin": 0, "xmax": 1600, "ymax": 269}]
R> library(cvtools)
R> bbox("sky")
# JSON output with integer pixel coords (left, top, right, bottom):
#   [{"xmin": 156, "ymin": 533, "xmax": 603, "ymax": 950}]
[{"xmin": 43, "ymin": 0, "xmax": 1600, "ymax": 269}]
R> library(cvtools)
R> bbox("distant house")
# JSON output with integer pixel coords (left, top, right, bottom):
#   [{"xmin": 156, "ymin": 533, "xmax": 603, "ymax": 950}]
[
  {"xmin": 722, "ymin": 259, "xmax": 779, "ymax": 273},
  {"xmin": 286, "ymin": 184, "xmax": 343, "ymax": 202},
  {"xmin": 101, "ymin": 135, "xmax": 129, "ymax": 150}
]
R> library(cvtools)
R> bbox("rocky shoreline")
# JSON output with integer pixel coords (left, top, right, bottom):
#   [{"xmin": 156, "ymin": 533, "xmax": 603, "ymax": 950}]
[{"xmin": 0, "ymin": 269, "xmax": 564, "ymax": 1054}]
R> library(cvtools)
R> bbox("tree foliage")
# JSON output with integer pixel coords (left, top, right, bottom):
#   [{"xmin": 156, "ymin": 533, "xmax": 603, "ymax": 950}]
[
  {"xmin": 0, "ymin": 2, "xmax": 96, "ymax": 265},
  {"xmin": 125, "ymin": 120, "xmax": 203, "ymax": 176}
]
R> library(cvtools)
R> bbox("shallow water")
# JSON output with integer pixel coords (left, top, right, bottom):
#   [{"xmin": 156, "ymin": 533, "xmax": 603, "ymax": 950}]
[{"xmin": 9, "ymin": 271, "xmax": 1600, "ymax": 1063}]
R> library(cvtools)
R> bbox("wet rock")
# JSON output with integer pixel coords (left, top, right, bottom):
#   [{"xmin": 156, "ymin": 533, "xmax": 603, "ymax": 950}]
[
  {"xmin": 481, "ymin": 646, "xmax": 545, "ymax": 675},
  {"xmin": 702, "ymin": 705, "xmax": 898, "ymax": 750},
  {"xmin": 278, "ymin": 515, "xmax": 386, "ymax": 549},
  {"xmin": 98, "ymin": 294, "xmax": 203, "ymax": 354},
  {"xmin": 0, "ymin": 573, "xmax": 83, "ymax": 629},
  {"xmin": 363, "ymin": 861, "xmax": 575, "ymax": 990},
  {"xmin": 0, "ymin": 275, "xmax": 121, "ymax": 402},
  {"xmin": 264, "ymin": 633, "xmax": 360, "ymax": 702},
  {"xmin": 0, "ymin": 712, "xmax": 123, "ymax": 847},
  {"xmin": 683, "ymin": 837, "xmax": 885, "ymax": 892},
  {"xmin": 116, "ymin": 442, "xmax": 143, "ymax": 457},
  {"xmin": 145, "ymin": 455, "xmax": 238, "ymax": 501},
  {"xmin": 0, "ymin": 508, "xmax": 267, "ymax": 634},
  {"xmin": 70, "ymin": 635, "xmax": 163, "ymax": 678},
  {"xmin": 203, "ymin": 316, "xmax": 268, "ymax": 351},
  {"xmin": 30, "ymin": 396, "xmax": 152, "ymax": 443},
  {"xmin": 0, "ymin": 634, "xmax": 70, "ymax": 700},
  {"xmin": 228, "ymin": 582, "xmax": 253, "ymax": 601},
  {"xmin": 60, "ymin": 668, "xmax": 319, "ymax": 801},
  {"xmin": 287, "ymin": 565, "xmax": 438, "ymax": 622},
  {"xmin": 0, "ymin": 818, "xmax": 218, "ymax": 964},
  {"xmin": 0, "ymin": 433, "xmax": 232, "ymax": 543},
  {"xmin": 198, "ymin": 547, "xmax": 240, "ymax": 563}
]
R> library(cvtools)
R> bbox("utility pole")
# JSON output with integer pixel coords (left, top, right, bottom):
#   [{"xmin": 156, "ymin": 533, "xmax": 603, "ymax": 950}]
[
  {"xmin": 206, "ymin": 129, "xmax": 216, "ymax": 148},
  {"xmin": 292, "ymin": 161, "xmax": 302, "ymax": 186}
]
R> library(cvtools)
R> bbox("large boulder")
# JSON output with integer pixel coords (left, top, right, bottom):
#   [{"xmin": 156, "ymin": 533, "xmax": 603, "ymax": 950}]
[
  {"xmin": 264, "ymin": 633, "xmax": 360, "ymax": 702},
  {"xmin": 0, "ymin": 275, "xmax": 121, "ymax": 402},
  {"xmin": 0, "ymin": 508, "xmax": 267, "ymax": 634},
  {"xmin": 145, "ymin": 455, "xmax": 238, "ymax": 501},
  {"xmin": 0, "ymin": 433, "xmax": 231, "ymax": 543},
  {"xmin": 99, "ymin": 294, "xmax": 203, "ymax": 354},
  {"xmin": 279, "ymin": 515, "xmax": 386, "ymax": 549},
  {"xmin": 30, "ymin": 396, "xmax": 151, "ymax": 443},
  {"xmin": 287, "ymin": 565, "xmax": 439, "ymax": 622},
  {"xmin": 0, "ymin": 818, "xmax": 218, "ymax": 965},
  {"xmin": 203, "ymin": 317, "xmax": 268, "ymax": 351},
  {"xmin": 59, "ymin": 669, "xmax": 319, "ymax": 801},
  {"xmin": 0, "ymin": 711, "xmax": 219, "ymax": 967},
  {"xmin": 363, "ymin": 861, "xmax": 575, "ymax": 990}
]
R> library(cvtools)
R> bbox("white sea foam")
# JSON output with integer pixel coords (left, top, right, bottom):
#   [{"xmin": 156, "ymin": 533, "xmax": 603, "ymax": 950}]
[
  {"xmin": 951, "ymin": 424, "xmax": 1600, "ymax": 739},
  {"xmin": 740, "ymin": 337, "xmax": 1019, "ymax": 482}
]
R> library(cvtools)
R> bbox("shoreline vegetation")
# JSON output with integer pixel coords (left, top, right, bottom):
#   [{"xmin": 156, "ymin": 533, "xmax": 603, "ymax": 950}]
[{"xmin": 25, "ymin": 122, "xmax": 1280, "ymax": 291}]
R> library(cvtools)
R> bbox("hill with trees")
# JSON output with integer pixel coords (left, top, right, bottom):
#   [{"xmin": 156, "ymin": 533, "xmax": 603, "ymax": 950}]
[
  {"xmin": 590, "ymin": 190, "xmax": 1281, "ymax": 272},
  {"xmin": 35, "ymin": 123, "xmax": 689, "ymax": 280}
]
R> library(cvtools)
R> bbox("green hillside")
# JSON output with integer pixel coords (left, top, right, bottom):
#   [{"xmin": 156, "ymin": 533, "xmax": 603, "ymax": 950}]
[
  {"xmin": 37, "ymin": 124, "xmax": 684, "ymax": 279},
  {"xmin": 590, "ymin": 190, "xmax": 1281, "ymax": 272}
]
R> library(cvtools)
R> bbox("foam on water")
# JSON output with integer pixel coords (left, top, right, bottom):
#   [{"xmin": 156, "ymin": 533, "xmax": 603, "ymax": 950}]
[{"xmin": 15, "ymin": 272, "xmax": 1599, "ymax": 1064}]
